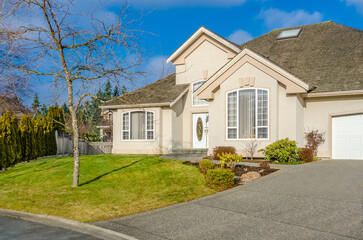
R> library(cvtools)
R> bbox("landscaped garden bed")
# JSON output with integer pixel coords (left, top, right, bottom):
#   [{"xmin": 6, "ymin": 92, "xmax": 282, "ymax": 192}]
[{"xmin": 183, "ymin": 160, "xmax": 278, "ymax": 189}]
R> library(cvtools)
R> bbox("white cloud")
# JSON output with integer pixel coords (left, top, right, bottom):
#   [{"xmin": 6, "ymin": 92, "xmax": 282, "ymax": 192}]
[
  {"xmin": 128, "ymin": 0, "xmax": 247, "ymax": 8},
  {"xmin": 258, "ymin": 8, "xmax": 323, "ymax": 29},
  {"xmin": 344, "ymin": 0, "xmax": 363, "ymax": 14},
  {"xmin": 227, "ymin": 29, "xmax": 253, "ymax": 44},
  {"xmin": 146, "ymin": 55, "xmax": 175, "ymax": 80}
]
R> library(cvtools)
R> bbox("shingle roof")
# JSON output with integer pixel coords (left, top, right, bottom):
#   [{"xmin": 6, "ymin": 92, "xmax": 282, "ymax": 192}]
[
  {"xmin": 0, "ymin": 96, "xmax": 33, "ymax": 118},
  {"xmin": 102, "ymin": 74, "xmax": 188, "ymax": 106},
  {"xmin": 240, "ymin": 21, "xmax": 363, "ymax": 93}
]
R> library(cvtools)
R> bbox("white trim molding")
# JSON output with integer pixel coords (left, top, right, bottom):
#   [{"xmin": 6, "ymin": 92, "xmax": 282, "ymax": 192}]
[{"xmin": 167, "ymin": 26, "xmax": 241, "ymax": 63}]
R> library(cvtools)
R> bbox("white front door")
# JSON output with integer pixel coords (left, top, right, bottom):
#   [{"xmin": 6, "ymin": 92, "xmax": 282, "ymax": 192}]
[
  {"xmin": 332, "ymin": 114, "xmax": 363, "ymax": 160},
  {"xmin": 193, "ymin": 113, "xmax": 209, "ymax": 149}
]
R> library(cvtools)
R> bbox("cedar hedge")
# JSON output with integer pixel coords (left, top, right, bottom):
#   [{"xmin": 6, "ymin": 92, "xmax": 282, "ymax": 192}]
[{"xmin": 0, "ymin": 104, "xmax": 65, "ymax": 170}]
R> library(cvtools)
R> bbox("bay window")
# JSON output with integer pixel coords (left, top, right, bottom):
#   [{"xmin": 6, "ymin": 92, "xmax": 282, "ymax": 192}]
[
  {"xmin": 122, "ymin": 111, "xmax": 154, "ymax": 140},
  {"xmin": 227, "ymin": 88, "xmax": 268, "ymax": 139}
]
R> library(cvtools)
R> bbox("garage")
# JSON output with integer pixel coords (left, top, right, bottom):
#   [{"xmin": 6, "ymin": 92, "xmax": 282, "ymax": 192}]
[{"xmin": 332, "ymin": 114, "xmax": 363, "ymax": 160}]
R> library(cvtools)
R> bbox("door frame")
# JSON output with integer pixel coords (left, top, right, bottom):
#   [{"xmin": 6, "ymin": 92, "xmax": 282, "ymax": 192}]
[{"xmin": 192, "ymin": 112, "xmax": 209, "ymax": 149}]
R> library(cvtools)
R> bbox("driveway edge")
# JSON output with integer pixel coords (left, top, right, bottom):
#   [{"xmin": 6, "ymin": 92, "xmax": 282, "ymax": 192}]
[{"xmin": 0, "ymin": 208, "xmax": 138, "ymax": 240}]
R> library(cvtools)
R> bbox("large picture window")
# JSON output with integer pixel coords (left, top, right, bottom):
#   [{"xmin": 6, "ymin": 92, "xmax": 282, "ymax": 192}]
[
  {"xmin": 122, "ymin": 111, "xmax": 154, "ymax": 140},
  {"xmin": 227, "ymin": 88, "xmax": 268, "ymax": 139},
  {"xmin": 192, "ymin": 80, "xmax": 208, "ymax": 106}
]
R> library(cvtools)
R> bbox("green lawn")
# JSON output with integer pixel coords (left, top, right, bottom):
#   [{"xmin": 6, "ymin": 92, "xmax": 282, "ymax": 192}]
[{"xmin": 0, "ymin": 155, "xmax": 216, "ymax": 222}]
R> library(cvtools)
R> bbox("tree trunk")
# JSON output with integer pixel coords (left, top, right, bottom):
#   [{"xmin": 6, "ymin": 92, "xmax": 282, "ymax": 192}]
[
  {"xmin": 71, "ymin": 108, "xmax": 80, "ymax": 187},
  {"xmin": 66, "ymin": 80, "xmax": 80, "ymax": 187}
]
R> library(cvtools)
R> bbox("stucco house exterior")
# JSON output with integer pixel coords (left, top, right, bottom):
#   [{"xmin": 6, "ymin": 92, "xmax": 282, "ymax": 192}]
[{"xmin": 100, "ymin": 21, "xmax": 363, "ymax": 160}]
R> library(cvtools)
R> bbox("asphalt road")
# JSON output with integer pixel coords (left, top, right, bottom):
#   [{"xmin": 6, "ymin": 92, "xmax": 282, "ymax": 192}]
[
  {"xmin": 0, "ymin": 214, "xmax": 99, "ymax": 240},
  {"xmin": 94, "ymin": 160, "xmax": 363, "ymax": 240}
]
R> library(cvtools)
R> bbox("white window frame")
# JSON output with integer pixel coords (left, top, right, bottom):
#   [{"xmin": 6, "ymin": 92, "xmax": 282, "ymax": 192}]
[
  {"xmin": 122, "ymin": 110, "xmax": 155, "ymax": 141},
  {"xmin": 192, "ymin": 80, "xmax": 209, "ymax": 107},
  {"xmin": 226, "ymin": 88, "xmax": 269, "ymax": 140}
]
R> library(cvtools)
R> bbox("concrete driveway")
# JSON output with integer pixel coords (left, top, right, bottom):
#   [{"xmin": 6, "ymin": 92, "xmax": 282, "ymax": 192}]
[{"xmin": 94, "ymin": 160, "xmax": 363, "ymax": 240}]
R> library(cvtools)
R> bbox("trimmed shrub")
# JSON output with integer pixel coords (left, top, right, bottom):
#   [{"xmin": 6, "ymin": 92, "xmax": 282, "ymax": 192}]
[
  {"xmin": 299, "ymin": 148, "xmax": 313, "ymax": 163},
  {"xmin": 0, "ymin": 116, "xmax": 4, "ymax": 169},
  {"xmin": 212, "ymin": 146, "xmax": 236, "ymax": 160},
  {"xmin": 11, "ymin": 115, "xmax": 22, "ymax": 164},
  {"xmin": 206, "ymin": 168, "xmax": 235, "ymax": 190},
  {"xmin": 199, "ymin": 159, "xmax": 215, "ymax": 175},
  {"xmin": 217, "ymin": 152, "xmax": 243, "ymax": 170},
  {"xmin": 2, "ymin": 111, "xmax": 15, "ymax": 167},
  {"xmin": 20, "ymin": 114, "xmax": 34, "ymax": 161},
  {"xmin": 259, "ymin": 138, "xmax": 301, "ymax": 163}
]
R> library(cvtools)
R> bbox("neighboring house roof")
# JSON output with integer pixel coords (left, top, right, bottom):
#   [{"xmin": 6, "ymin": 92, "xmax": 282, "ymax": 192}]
[
  {"xmin": 101, "ymin": 74, "xmax": 189, "ymax": 108},
  {"xmin": 0, "ymin": 96, "xmax": 33, "ymax": 118},
  {"xmin": 240, "ymin": 21, "xmax": 363, "ymax": 93}
]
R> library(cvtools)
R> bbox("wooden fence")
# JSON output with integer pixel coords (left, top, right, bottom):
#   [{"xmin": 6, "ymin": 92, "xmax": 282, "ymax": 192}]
[{"xmin": 56, "ymin": 132, "xmax": 112, "ymax": 156}]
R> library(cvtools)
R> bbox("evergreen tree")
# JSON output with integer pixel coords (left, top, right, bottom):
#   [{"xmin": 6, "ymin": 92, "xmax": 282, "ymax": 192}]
[
  {"xmin": 46, "ymin": 106, "xmax": 61, "ymax": 155},
  {"xmin": 104, "ymin": 80, "xmax": 112, "ymax": 101},
  {"xmin": 32, "ymin": 93, "xmax": 41, "ymax": 115},
  {"xmin": 96, "ymin": 89, "xmax": 104, "ymax": 101},
  {"xmin": 11, "ymin": 115, "xmax": 22, "ymax": 163},
  {"xmin": 62, "ymin": 103, "xmax": 70, "ymax": 115},
  {"xmin": 113, "ymin": 85, "xmax": 120, "ymax": 98},
  {"xmin": 34, "ymin": 117, "xmax": 46, "ymax": 158},
  {"xmin": 40, "ymin": 104, "xmax": 48, "ymax": 116},
  {"xmin": 0, "ymin": 116, "xmax": 4, "ymax": 169},
  {"xmin": 2, "ymin": 111, "xmax": 15, "ymax": 167},
  {"xmin": 19, "ymin": 114, "xmax": 34, "ymax": 161},
  {"xmin": 121, "ymin": 85, "xmax": 127, "ymax": 95}
]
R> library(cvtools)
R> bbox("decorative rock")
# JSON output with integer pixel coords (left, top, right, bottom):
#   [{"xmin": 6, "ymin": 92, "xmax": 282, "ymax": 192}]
[{"xmin": 240, "ymin": 171, "xmax": 261, "ymax": 183}]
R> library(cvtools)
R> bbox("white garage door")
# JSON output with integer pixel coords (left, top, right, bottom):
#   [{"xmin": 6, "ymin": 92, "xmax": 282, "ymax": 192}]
[{"xmin": 332, "ymin": 114, "xmax": 363, "ymax": 160}]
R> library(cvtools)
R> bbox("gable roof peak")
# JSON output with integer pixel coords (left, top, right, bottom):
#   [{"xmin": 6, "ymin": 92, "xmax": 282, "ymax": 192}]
[{"xmin": 167, "ymin": 26, "xmax": 241, "ymax": 63}]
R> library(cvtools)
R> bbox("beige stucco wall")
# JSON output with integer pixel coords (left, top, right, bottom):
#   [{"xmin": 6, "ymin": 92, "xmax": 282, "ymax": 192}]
[
  {"xmin": 207, "ymin": 62, "xmax": 304, "ymax": 156},
  {"xmin": 171, "ymin": 96, "xmax": 185, "ymax": 149},
  {"xmin": 172, "ymin": 38, "xmax": 234, "ymax": 149},
  {"xmin": 304, "ymin": 96, "xmax": 363, "ymax": 158},
  {"xmin": 175, "ymin": 40, "xmax": 231, "ymax": 85},
  {"xmin": 112, "ymin": 107, "xmax": 173, "ymax": 154}
]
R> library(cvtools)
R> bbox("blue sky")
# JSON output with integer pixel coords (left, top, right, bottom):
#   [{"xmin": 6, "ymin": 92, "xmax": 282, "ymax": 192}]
[{"xmin": 28, "ymin": 0, "xmax": 363, "ymax": 106}]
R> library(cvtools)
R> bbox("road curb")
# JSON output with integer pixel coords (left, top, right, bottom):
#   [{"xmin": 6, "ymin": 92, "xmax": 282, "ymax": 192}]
[{"xmin": 0, "ymin": 208, "xmax": 138, "ymax": 240}]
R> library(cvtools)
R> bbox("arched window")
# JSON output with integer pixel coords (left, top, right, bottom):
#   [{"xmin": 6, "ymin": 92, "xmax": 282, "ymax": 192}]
[
  {"xmin": 192, "ymin": 80, "xmax": 208, "ymax": 106},
  {"xmin": 122, "ymin": 111, "xmax": 154, "ymax": 140},
  {"xmin": 227, "ymin": 88, "xmax": 268, "ymax": 140}
]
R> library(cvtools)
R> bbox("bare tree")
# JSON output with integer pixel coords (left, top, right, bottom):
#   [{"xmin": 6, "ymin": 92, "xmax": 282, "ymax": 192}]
[
  {"xmin": 0, "ymin": 0, "xmax": 30, "ymax": 98},
  {"xmin": 242, "ymin": 140, "xmax": 261, "ymax": 161},
  {"xmin": 1, "ymin": 0, "xmax": 144, "ymax": 187}
]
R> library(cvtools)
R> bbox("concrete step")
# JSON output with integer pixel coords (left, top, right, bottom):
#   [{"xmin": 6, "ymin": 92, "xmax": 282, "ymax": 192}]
[{"xmin": 172, "ymin": 148, "xmax": 208, "ymax": 155}]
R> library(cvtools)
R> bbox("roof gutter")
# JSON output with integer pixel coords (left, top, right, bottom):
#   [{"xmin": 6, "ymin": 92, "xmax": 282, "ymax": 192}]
[
  {"xmin": 302, "ymin": 90, "xmax": 363, "ymax": 98},
  {"xmin": 100, "ymin": 102, "xmax": 171, "ymax": 110}
]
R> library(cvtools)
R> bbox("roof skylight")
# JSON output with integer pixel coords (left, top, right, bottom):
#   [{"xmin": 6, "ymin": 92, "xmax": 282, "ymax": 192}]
[{"xmin": 277, "ymin": 28, "xmax": 302, "ymax": 40}]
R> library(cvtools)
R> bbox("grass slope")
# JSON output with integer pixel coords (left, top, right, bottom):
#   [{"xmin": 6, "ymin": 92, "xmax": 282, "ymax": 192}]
[{"xmin": 0, "ymin": 155, "xmax": 216, "ymax": 222}]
